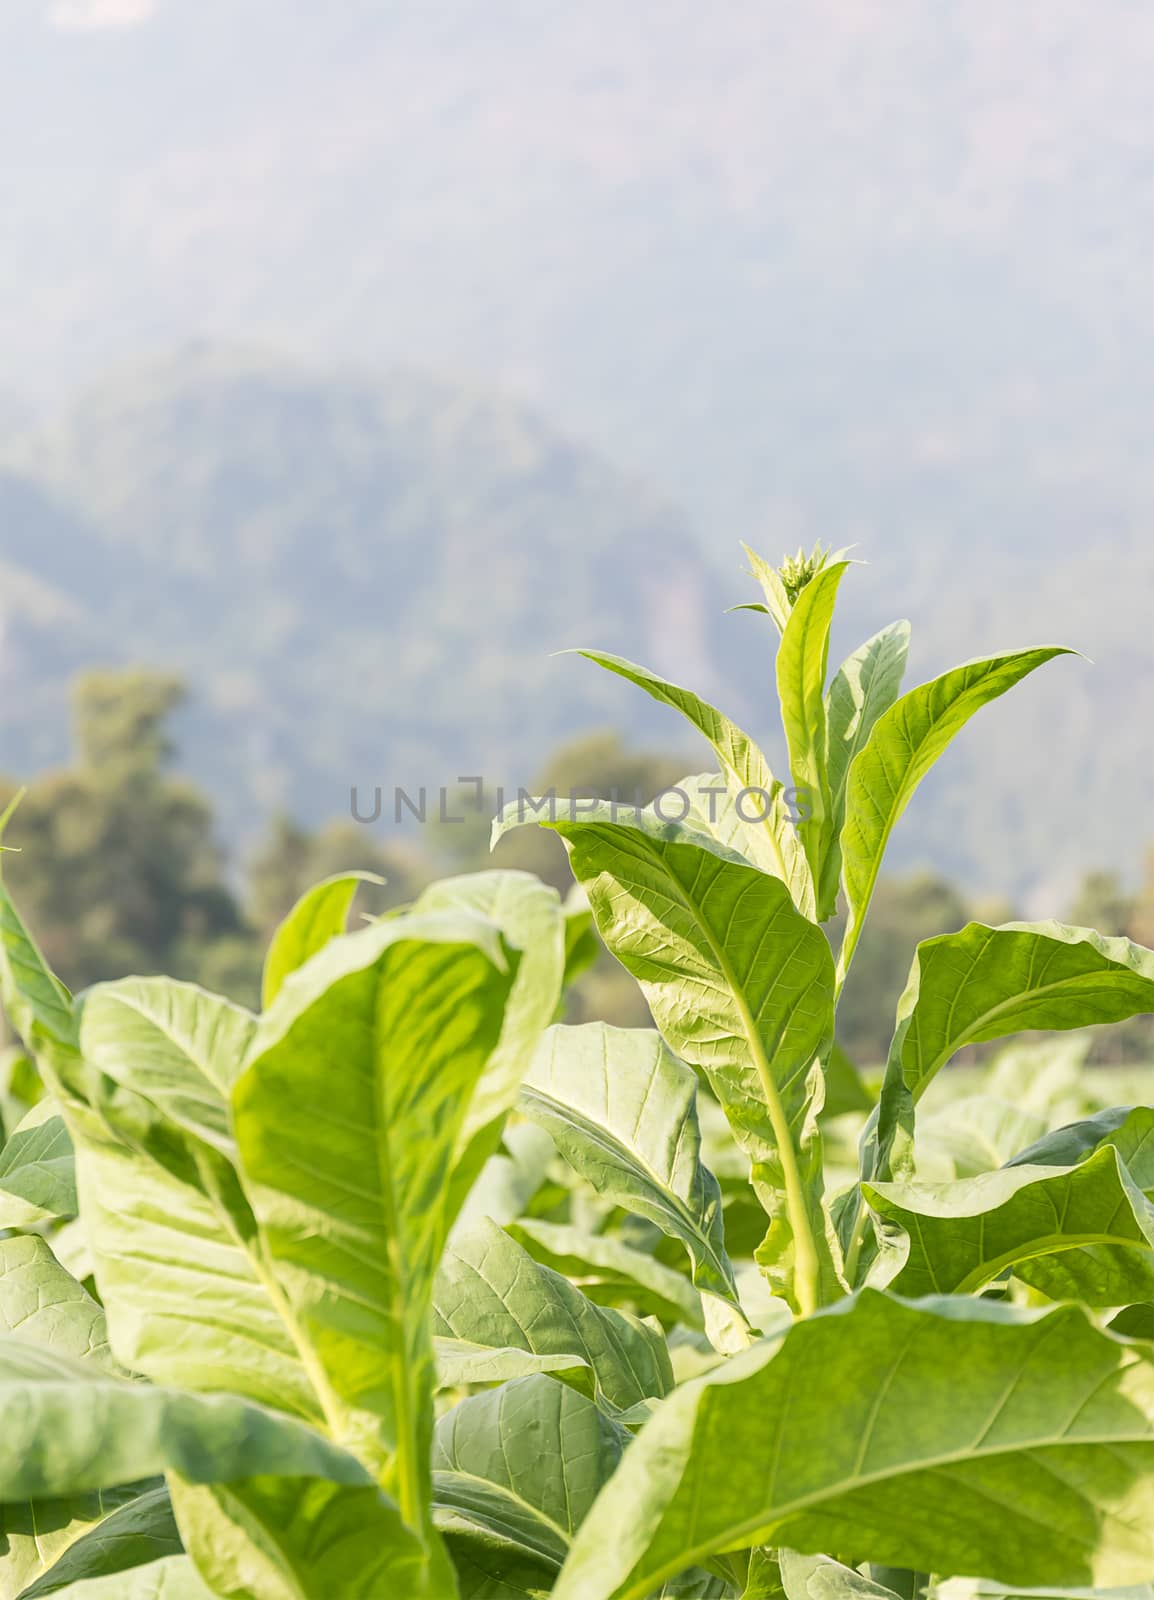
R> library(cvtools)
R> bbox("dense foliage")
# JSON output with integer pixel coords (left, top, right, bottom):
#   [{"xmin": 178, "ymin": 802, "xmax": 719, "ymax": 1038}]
[{"xmin": 2, "ymin": 549, "xmax": 1154, "ymax": 1598}]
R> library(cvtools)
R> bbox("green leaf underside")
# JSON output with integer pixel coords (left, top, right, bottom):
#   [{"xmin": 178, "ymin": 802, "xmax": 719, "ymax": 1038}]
[
  {"xmin": 742, "ymin": 544, "xmax": 793, "ymax": 635},
  {"xmin": 414, "ymin": 870, "xmax": 566, "ymax": 1222},
  {"xmin": 775, "ymin": 560, "xmax": 851, "ymax": 895},
  {"xmin": 0, "ymin": 1233, "xmax": 110, "ymax": 1367},
  {"xmin": 233, "ymin": 913, "xmax": 515, "ymax": 1515},
  {"xmin": 59, "ymin": 975, "xmax": 316, "ymax": 1419},
  {"xmin": 261, "ymin": 870, "xmax": 383, "ymax": 1010},
  {"xmin": 819, "ymin": 620, "xmax": 910, "ymax": 921},
  {"xmin": 66, "ymin": 1111, "xmax": 318, "ymax": 1419},
  {"xmin": 521, "ymin": 1022, "xmax": 740, "ymax": 1314},
  {"xmin": 17, "ymin": 1486, "xmax": 180, "ymax": 1598},
  {"xmin": 838, "ymin": 649, "xmax": 1072, "ymax": 983},
  {"xmin": 868, "ymin": 922, "xmax": 1154, "ymax": 1187},
  {"xmin": 26, "ymin": 1556, "xmax": 216, "ymax": 1597},
  {"xmin": 552, "ymin": 1291, "xmax": 1154, "ymax": 1600},
  {"xmin": 0, "ymin": 1337, "xmax": 366, "ymax": 1499},
  {"xmin": 0, "ymin": 1099, "xmax": 76, "ymax": 1228},
  {"xmin": 435, "ymin": 1338, "xmax": 590, "ymax": 1390},
  {"xmin": 170, "ymin": 1471, "xmax": 446, "ymax": 1600},
  {"xmin": 571, "ymin": 649, "xmax": 814, "ymax": 917},
  {"xmin": 0, "ymin": 1483, "xmax": 154, "ymax": 1600},
  {"xmin": 865, "ymin": 1146, "xmax": 1154, "ymax": 1302},
  {"xmin": 781, "ymin": 1551, "xmax": 904, "ymax": 1600},
  {"xmin": 497, "ymin": 804, "xmax": 837, "ymax": 1312},
  {"xmin": 433, "ymin": 1220, "xmax": 672, "ymax": 1413},
  {"xmin": 433, "ymin": 1375, "xmax": 625, "ymax": 1573},
  {"xmin": 79, "ymin": 976, "xmax": 257, "ymax": 1152},
  {"xmin": 507, "ymin": 1217, "xmax": 703, "ymax": 1327},
  {"xmin": 1008, "ymin": 1107, "xmax": 1154, "ymax": 1191}
]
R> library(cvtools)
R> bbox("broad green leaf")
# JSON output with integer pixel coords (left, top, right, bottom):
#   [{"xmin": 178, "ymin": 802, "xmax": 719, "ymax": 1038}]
[
  {"xmin": 62, "ymin": 1109, "xmax": 316, "ymax": 1419},
  {"xmin": 78, "ymin": 976, "xmax": 256, "ymax": 1153},
  {"xmin": 61, "ymin": 979, "xmax": 316, "ymax": 1420},
  {"xmin": 496, "ymin": 804, "xmax": 838, "ymax": 1315},
  {"xmin": 508, "ymin": 1217, "xmax": 703, "ymax": 1328},
  {"xmin": 818, "ymin": 620, "xmax": 910, "ymax": 920},
  {"xmin": 1111, "ymin": 1305, "xmax": 1154, "ymax": 1341},
  {"xmin": 676, "ymin": 772, "xmax": 760, "ymax": 860},
  {"xmin": 261, "ymin": 870, "xmax": 384, "ymax": 1009},
  {"xmin": 433, "ymin": 1219, "xmax": 672, "ymax": 1413},
  {"xmin": 0, "ymin": 1228, "xmax": 149, "ymax": 1600},
  {"xmin": 433, "ymin": 1375, "xmax": 626, "ymax": 1582},
  {"xmin": 571, "ymin": 649, "xmax": 814, "ymax": 916},
  {"xmin": 442, "ymin": 1539, "xmax": 557, "ymax": 1600},
  {"xmin": 837, "ymin": 649, "xmax": 1072, "ymax": 982},
  {"xmin": 435, "ymin": 1338, "xmax": 591, "ymax": 1390},
  {"xmin": 864, "ymin": 1146, "xmax": 1154, "ymax": 1302},
  {"xmin": 17, "ymin": 1487, "xmax": 179, "ymax": 1598},
  {"xmin": 0, "ymin": 1234, "xmax": 109, "ymax": 1366},
  {"xmin": 781, "ymin": 1553, "xmax": 903, "ymax": 1600},
  {"xmin": 414, "ymin": 870, "xmax": 565, "ymax": 1222},
  {"xmin": 49, "ymin": 975, "xmax": 319, "ymax": 1417},
  {"xmin": 867, "ymin": 923, "xmax": 1154, "ymax": 1188},
  {"xmin": 170, "ymin": 1473, "xmax": 447, "ymax": 1600},
  {"xmin": 553, "ymin": 1291, "xmax": 1154, "ymax": 1600},
  {"xmin": 521, "ymin": 1023, "xmax": 744, "ymax": 1334},
  {"xmin": 0, "ymin": 1484, "xmax": 151, "ymax": 1600},
  {"xmin": 0, "ymin": 1099, "xmax": 76, "ymax": 1228},
  {"xmin": 233, "ymin": 913, "xmax": 516, "ymax": 1525},
  {"xmin": 1008, "ymin": 1107, "xmax": 1154, "ymax": 1188},
  {"xmin": 29, "ymin": 1556, "xmax": 214, "ymax": 1597},
  {"xmin": 741, "ymin": 543, "xmax": 793, "ymax": 634},
  {"xmin": 775, "ymin": 560, "xmax": 851, "ymax": 894},
  {"xmin": 0, "ymin": 1337, "xmax": 366, "ymax": 1499},
  {"xmin": 737, "ymin": 1549, "xmax": 784, "ymax": 1600}
]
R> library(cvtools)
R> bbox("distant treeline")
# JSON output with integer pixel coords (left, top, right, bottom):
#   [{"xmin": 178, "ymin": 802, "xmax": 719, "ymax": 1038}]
[{"xmin": 4, "ymin": 667, "xmax": 1153, "ymax": 1066}]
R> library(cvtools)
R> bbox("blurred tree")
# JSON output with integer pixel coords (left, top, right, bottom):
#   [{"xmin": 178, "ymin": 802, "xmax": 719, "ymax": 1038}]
[
  {"xmin": 484, "ymin": 727, "xmax": 692, "ymax": 894},
  {"xmin": 835, "ymin": 871, "xmax": 970, "ymax": 1066},
  {"xmin": 1128, "ymin": 846, "xmax": 1154, "ymax": 950},
  {"xmin": 246, "ymin": 814, "xmax": 422, "ymax": 937},
  {"xmin": 1067, "ymin": 870, "xmax": 1134, "ymax": 936},
  {"xmin": 0, "ymin": 668, "xmax": 244, "ymax": 996},
  {"xmin": 1072, "ymin": 860, "xmax": 1153, "ymax": 1062}
]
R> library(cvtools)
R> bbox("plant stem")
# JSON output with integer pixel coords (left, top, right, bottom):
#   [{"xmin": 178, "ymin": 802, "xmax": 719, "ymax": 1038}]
[{"xmin": 732, "ymin": 986, "xmax": 823, "ymax": 1317}]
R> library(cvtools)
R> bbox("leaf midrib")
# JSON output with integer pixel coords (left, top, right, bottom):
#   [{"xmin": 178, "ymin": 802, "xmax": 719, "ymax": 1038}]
[
  {"xmin": 433, "ymin": 1466, "xmax": 570, "ymax": 1566},
  {"xmin": 625, "ymin": 834, "xmax": 824, "ymax": 1314},
  {"xmin": 919, "ymin": 969, "xmax": 1154, "ymax": 1091},
  {"xmin": 519, "ymin": 1084, "xmax": 733, "ymax": 1294},
  {"xmin": 611, "ymin": 1401, "xmax": 1152, "ymax": 1600}
]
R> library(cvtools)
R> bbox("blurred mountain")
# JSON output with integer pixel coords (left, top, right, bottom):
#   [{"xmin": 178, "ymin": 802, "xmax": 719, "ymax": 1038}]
[
  {"xmin": 0, "ymin": 346, "xmax": 1150, "ymax": 912},
  {"xmin": 0, "ymin": 349, "xmax": 738, "ymax": 839},
  {"xmin": 3, "ymin": 0, "xmax": 1154, "ymax": 899},
  {"xmin": 3, "ymin": 0, "xmax": 1154, "ymax": 551}
]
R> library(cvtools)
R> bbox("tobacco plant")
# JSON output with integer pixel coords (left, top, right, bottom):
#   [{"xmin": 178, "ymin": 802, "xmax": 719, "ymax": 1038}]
[{"xmin": 3, "ymin": 549, "xmax": 1154, "ymax": 1599}]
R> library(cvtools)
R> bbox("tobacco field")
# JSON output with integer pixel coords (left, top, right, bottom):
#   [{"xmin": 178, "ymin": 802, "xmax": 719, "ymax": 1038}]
[{"xmin": 3, "ymin": 547, "xmax": 1154, "ymax": 1599}]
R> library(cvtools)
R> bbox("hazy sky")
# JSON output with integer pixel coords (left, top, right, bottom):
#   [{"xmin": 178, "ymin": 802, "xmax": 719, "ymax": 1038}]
[
  {"xmin": 4, "ymin": 2, "xmax": 1154, "ymax": 899},
  {"xmin": 4, "ymin": 0, "xmax": 1153, "ymax": 549}
]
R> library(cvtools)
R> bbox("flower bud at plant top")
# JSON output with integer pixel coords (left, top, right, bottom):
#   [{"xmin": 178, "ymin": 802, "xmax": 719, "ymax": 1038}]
[{"xmin": 777, "ymin": 540, "xmax": 830, "ymax": 605}]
